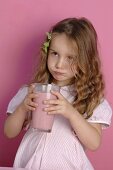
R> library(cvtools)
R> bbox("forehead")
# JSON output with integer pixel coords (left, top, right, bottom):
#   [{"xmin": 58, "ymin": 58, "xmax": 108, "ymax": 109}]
[{"xmin": 50, "ymin": 33, "xmax": 78, "ymax": 56}]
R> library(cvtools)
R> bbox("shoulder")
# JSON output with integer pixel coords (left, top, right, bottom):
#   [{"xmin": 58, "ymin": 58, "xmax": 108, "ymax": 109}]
[
  {"xmin": 16, "ymin": 85, "xmax": 28, "ymax": 95},
  {"xmin": 94, "ymin": 99, "xmax": 112, "ymax": 114},
  {"xmin": 6, "ymin": 85, "xmax": 29, "ymax": 114},
  {"xmin": 11, "ymin": 85, "xmax": 29, "ymax": 100},
  {"xmin": 11, "ymin": 83, "xmax": 36, "ymax": 99},
  {"xmin": 87, "ymin": 99, "xmax": 112, "ymax": 128}
]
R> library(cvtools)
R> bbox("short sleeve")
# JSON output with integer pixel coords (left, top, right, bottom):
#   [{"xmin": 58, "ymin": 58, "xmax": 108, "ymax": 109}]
[
  {"xmin": 87, "ymin": 99, "xmax": 112, "ymax": 129},
  {"xmin": 6, "ymin": 86, "xmax": 28, "ymax": 114}
]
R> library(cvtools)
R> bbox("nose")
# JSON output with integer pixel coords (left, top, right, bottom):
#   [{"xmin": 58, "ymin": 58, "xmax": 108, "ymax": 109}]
[{"xmin": 55, "ymin": 57, "xmax": 64, "ymax": 69}]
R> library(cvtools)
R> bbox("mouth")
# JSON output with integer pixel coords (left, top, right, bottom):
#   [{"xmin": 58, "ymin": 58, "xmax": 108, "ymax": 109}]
[{"xmin": 53, "ymin": 71, "xmax": 65, "ymax": 75}]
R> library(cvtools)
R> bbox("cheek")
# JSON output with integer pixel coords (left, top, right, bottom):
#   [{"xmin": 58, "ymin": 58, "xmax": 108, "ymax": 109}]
[
  {"xmin": 47, "ymin": 57, "xmax": 54, "ymax": 69},
  {"xmin": 69, "ymin": 64, "xmax": 77, "ymax": 76},
  {"xmin": 69, "ymin": 69, "xmax": 75, "ymax": 77}
]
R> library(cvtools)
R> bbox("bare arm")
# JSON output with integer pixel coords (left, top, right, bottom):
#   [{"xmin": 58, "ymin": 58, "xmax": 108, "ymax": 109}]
[
  {"xmin": 69, "ymin": 110, "xmax": 102, "ymax": 151},
  {"xmin": 4, "ymin": 85, "xmax": 38, "ymax": 138},
  {"xmin": 4, "ymin": 103, "xmax": 28, "ymax": 138},
  {"xmin": 44, "ymin": 90, "xmax": 102, "ymax": 151}
]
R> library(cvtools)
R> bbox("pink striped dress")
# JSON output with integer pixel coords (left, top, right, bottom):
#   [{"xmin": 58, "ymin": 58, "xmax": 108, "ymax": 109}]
[{"xmin": 7, "ymin": 85, "xmax": 112, "ymax": 170}]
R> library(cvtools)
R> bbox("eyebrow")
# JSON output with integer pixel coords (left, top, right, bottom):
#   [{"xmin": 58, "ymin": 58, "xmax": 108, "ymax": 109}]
[
  {"xmin": 49, "ymin": 48, "xmax": 56, "ymax": 52},
  {"xmin": 49, "ymin": 48, "xmax": 77, "ymax": 57}
]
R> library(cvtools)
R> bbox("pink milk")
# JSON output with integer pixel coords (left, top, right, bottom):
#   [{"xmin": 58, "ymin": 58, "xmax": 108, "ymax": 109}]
[{"xmin": 32, "ymin": 92, "xmax": 56, "ymax": 132}]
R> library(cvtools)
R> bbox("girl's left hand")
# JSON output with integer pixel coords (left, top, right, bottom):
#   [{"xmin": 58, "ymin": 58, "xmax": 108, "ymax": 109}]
[{"xmin": 43, "ymin": 90, "xmax": 75, "ymax": 119}]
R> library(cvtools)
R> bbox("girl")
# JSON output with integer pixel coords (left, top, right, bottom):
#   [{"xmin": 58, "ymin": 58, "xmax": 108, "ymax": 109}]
[{"xmin": 4, "ymin": 17, "xmax": 112, "ymax": 170}]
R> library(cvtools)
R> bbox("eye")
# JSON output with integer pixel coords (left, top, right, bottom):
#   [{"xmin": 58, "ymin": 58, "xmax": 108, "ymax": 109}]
[
  {"xmin": 50, "ymin": 51, "xmax": 58, "ymax": 56},
  {"xmin": 67, "ymin": 56, "xmax": 74, "ymax": 61},
  {"xmin": 53, "ymin": 52, "xmax": 58, "ymax": 55}
]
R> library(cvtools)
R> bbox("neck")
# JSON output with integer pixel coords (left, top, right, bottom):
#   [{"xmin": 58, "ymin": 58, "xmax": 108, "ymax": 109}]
[{"xmin": 52, "ymin": 79, "xmax": 75, "ymax": 87}]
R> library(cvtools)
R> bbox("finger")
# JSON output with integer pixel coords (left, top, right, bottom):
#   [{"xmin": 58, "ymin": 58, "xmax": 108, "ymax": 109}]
[
  {"xmin": 28, "ymin": 101, "xmax": 38, "ymax": 108},
  {"xmin": 47, "ymin": 110, "xmax": 61, "ymax": 114},
  {"xmin": 43, "ymin": 99, "xmax": 61, "ymax": 105},
  {"xmin": 44, "ymin": 105, "xmax": 61, "ymax": 112},
  {"xmin": 25, "ymin": 96, "xmax": 38, "ymax": 108},
  {"xmin": 51, "ymin": 90, "xmax": 64, "ymax": 100},
  {"xmin": 28, "ymin": 93, "xmax": 39, "ymax": 99},
  {"xmin": 28, "ymin": 84, "xmax": 35, "ymax": 94},
  {"xmin": 27, "ymin": 105, "xmax": 36, "ymax": 111}
]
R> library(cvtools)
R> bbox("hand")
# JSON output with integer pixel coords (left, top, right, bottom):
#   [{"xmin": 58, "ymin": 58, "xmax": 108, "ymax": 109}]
[
  {"xmin": 22, "ymin": 84, "xmax": 39, "ymax": 112},
  {"xmin": 43, "ymin": 90, "xmax": 76, "ymax": 119}
]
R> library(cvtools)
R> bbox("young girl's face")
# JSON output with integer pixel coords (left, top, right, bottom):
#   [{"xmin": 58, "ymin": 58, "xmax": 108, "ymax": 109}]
[{"xmin": 47, "ymin": 33, "xmax": 78, "ymax": 86}]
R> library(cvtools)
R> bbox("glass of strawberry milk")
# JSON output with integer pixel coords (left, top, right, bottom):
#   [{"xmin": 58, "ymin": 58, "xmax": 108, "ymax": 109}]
[{"xmin": 31, "ymin": 83, "xmax": 60, "ymax": 132}]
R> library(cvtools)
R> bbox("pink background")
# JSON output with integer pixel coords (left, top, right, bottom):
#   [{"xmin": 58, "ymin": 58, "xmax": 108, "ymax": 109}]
[{"xmin": 0, "ymin": 0, "xmax": 113, "ymax": 169}]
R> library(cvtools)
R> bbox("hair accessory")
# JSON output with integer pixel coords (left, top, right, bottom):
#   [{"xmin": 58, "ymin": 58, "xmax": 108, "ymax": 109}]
[{"xmin": 43, "ymin": 32, "xmax": 52, "ymax": 53}]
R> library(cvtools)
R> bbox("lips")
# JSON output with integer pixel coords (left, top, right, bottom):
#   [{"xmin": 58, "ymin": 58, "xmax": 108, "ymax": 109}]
[{"xmin": 54, "ymin": 71, "xmax": 65, "ymax": 75}]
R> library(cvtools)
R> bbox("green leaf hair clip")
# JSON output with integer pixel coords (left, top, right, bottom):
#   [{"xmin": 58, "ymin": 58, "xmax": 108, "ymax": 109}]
[{"xmin": 43, "ymin": 32, "xmax": 52, "ymax": 53}]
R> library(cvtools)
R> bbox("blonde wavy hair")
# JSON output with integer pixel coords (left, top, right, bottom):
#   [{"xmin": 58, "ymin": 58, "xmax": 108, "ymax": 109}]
[{"xmin": 32, "ymin": 17, "xmax": 104, "ymax": 118}]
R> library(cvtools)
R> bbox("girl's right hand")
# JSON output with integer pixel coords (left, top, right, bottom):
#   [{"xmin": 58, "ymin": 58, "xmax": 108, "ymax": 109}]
[{"xmin": 22, "ymin": 84, "xmax": 39, "ymax": 112}]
